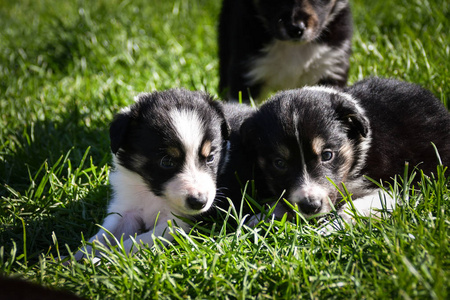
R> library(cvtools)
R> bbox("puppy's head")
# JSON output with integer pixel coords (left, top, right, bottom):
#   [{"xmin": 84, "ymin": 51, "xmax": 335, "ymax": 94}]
[
  {"xmin": 242, "ymin": 86, "xmax": 370, "ymax": 217},
  {"xmin": 254, "ymin": 0, "xmax": 349, "ymax": 42},
  {"xmin": 110, "ymin": 89, "xmax": 230, "ymax": 216}
]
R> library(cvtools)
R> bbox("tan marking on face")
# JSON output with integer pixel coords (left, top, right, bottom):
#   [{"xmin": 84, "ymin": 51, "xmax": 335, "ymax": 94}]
[
  {"xmin": 167, "ymin": 147, "xmax": 181, "ymax": 158},
  {"xmin": 338, "ymin": 142, "xmax": 354, "ymax": 179},
  {"xmin": 302, "ymin": 1, "xmax": 319, "ymax": 34},
  {"xmin": 311, "ymin": 137, "xmax": 325, "ymax": 156},
  {"xmin": 201, "ymin": 140, "xmax": 212, "ymax": 158}
]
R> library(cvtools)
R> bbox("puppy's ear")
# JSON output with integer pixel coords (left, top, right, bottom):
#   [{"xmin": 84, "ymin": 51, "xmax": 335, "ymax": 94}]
[
  {"xmin": 110, "ymin": 110, "xmax": 132, "ymax": 154},
  {"xmin": 333, "ymin": 96, "xmax": 369, "ymax": 138},
  {"xmin": 209, "ymin": 99, "xmax": 231, "ymax": 140}
]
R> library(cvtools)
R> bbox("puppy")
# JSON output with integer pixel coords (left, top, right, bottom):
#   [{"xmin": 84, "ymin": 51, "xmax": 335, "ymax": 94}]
[
  {"xmin": 73, "ymin": 89, "xmax": 231, "ymax": 260},
  {"xmin": 218, "ymin": 0, "xmax": 352, "ymax": 102},
  {"xmin": 241, "ymin": 78, "xmax": 450, "ymax": 223}
]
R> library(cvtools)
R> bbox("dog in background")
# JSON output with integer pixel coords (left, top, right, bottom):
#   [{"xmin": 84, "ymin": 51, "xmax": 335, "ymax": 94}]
[
  {"xmin": 72, "ymin": 89, "xmax": 254, "ymax": 260},
  {"xmin": 218, "ymin": 0, "xmax": 352, "ymax": 102},
  {"xmin": 241, "ymin": 77, "xmax": 450, "ymax": 223}
]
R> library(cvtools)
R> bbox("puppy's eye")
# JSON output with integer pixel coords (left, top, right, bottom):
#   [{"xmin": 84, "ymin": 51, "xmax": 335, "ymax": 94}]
[
  {"xmin": 273, "ymin": 158, "xmax": 288, "ymax": 171},
  {"xmin": 206, "ymin": 154, "xmax": 215, "ymax": 164},
  {"xmin": 160, "ymin": 156, "xmax": 177, "ymax": 169},
  {"xmin": 321, "ymin": 150, "xmax": 333, "ymax": 162}
]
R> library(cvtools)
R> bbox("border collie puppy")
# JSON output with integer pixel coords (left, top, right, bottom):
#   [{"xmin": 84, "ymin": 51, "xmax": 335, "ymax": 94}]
[
  {"xmin": 241, "ymin": 78, "xmax": 450, "ymax": 222},
  {"xmin": 218, "ymin": 0, "xmax": 352, "ymax": 102},
  {"xmin": 73, "ymin": 89, "xmax": 232, "ymax": 260}
]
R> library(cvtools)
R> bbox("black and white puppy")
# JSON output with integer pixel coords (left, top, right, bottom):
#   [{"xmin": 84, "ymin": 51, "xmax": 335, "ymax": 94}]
[
  {"xmin": 73, "ymin": 89, "xmax": 237, "ymax": 260},
  {"xmin": 242, "ymin": 78, "xmax": 450, "ymax": 222},
  {"xmin": 218, "ymin": 0, "xmax": 352, "ymax": 102}
]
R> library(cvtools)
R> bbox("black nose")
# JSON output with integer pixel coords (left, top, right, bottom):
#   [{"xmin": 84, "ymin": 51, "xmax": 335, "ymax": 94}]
[
  {"xmin": 186, "ymin": 196, "xmax": 207, "ymax": 210},
  {"xmin": 287, "ymin": 21, "xmax": 306, "ymax": 39},
  {"xmin": 298, "ymin": 197, "xmax": 321, "ymax": 215},
  {"xmin": 277, "ymin": 17, "xmax": 307, "ymax": 40}
]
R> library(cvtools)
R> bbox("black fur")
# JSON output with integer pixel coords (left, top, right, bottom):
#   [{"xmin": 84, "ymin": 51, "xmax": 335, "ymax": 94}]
[
  {"xmin": 217, "ymin": 103, "xmax": 257, "ymax": 207},
  {"xmin": 345, "ymin": 77, "xmax": 450, "ymax": 182},
  {"xmin": 218, "ymin": 0, "xmax": 353, "ymax": 102},
  {"xmin": 241, "ymin": 78, "xmax": 450, "ymax": 218},
  {"xmin": 110, "ymin": 88, "xmax": 255, "ymax": 217},
  {"xmin": 72, "ymin": 89, "xmax": 255, "ymax": 259},
  {"xmin": 110, "ymin": 89, "xmax": 228, "ymax": 199}
]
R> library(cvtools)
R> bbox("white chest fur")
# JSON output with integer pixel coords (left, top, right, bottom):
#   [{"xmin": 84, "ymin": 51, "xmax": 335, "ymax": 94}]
[{"xmin": 245, "ymin": 40, "xmax": 349, "ymax": 100}]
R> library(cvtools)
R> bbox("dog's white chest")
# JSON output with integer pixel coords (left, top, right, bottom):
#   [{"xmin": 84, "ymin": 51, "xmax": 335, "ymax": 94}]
[
  {"xmin": 246, "ymin": 40, "xmax": 348, "ymax": 99},
  {"xmin": 108, "ymin": 165, "xmax": 170, "ymax": 223}
]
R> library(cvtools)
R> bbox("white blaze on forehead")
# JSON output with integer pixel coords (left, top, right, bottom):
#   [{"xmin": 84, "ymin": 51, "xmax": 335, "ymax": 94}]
[
  {"xmin": 169, "ymin": 108, "xmax": 204, "ymax": 158},
  {"xmin": 166, "ymin": 108, "xmax": 216, "ymax": 215}
]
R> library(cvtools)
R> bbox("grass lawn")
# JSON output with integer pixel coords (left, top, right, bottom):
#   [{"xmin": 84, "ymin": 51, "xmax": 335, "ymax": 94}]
[{"xmin": 0, "ymin": 0, "xmax": 449, "ymax": 298}]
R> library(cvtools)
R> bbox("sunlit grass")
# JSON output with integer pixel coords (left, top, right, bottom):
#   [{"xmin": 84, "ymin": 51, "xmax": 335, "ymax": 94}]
[{"xmin": 0, "ymin": 0, "xmax": 449, "ymax": 298}]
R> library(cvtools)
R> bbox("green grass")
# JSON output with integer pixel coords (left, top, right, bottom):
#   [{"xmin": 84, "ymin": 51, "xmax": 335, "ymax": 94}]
[{"xmin": 0, "ymin": 0, "xmax": 449, "ymax": 298}]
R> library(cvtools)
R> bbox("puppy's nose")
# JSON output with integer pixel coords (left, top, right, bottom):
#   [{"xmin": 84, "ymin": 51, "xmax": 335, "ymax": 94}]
[
  {"xmin": 298, "ymin": 197, "xmax": 321, "ymax": 215},
  {"xmin": 186, "ymin": 195, "xmax": 207, "ymax": 210},
  {"xmin": 288, "ymin": 21, "xmax": 306, "ymax": 38}
]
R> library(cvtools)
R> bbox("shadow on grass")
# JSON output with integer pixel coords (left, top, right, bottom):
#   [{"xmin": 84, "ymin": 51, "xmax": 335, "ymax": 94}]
[
  {"xmin": 0, "ymin": 109, "xmax": 113, "ymax": 263},
  {"xmin": 1, "ymin": 103, "xmax": 111, "ymax": 188},
  {"xmin": 1, "ymin": 185, "xmax": 110, "ymax": 264}
]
